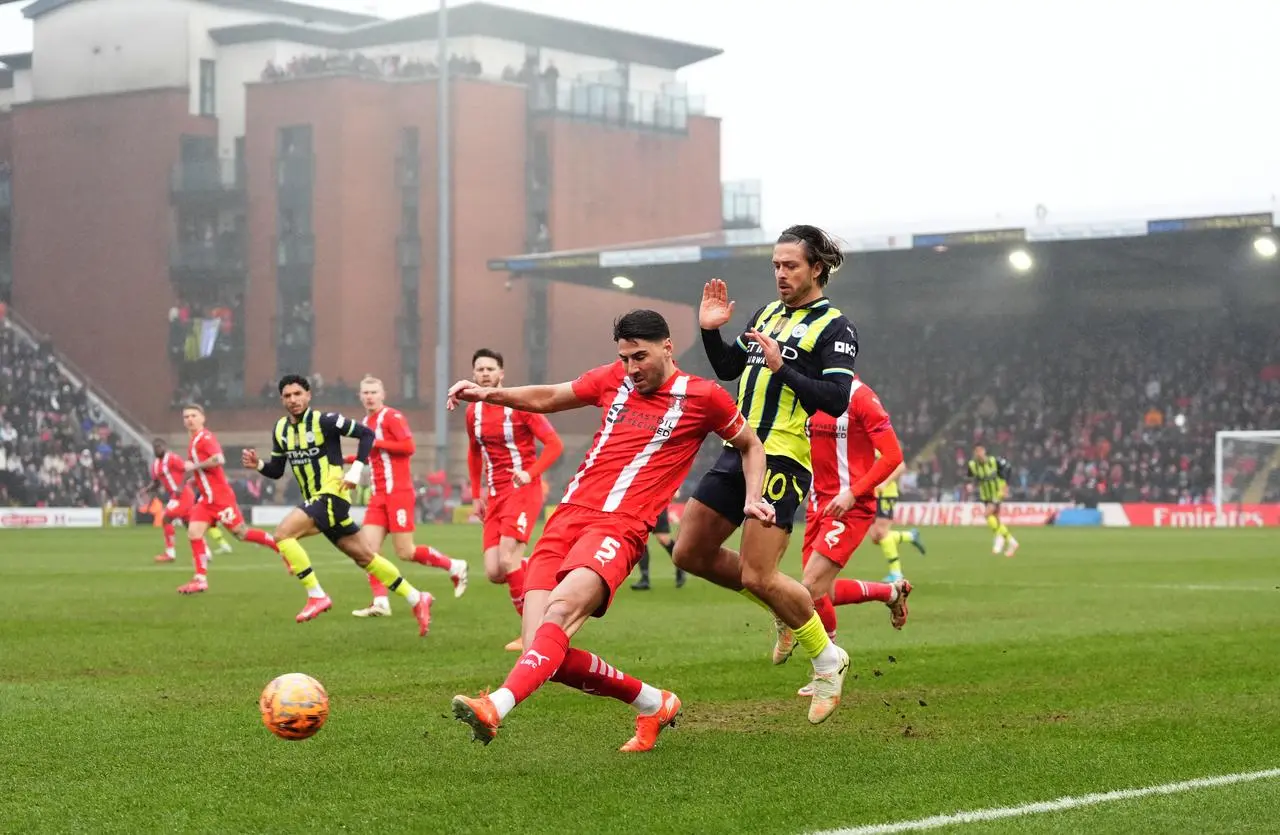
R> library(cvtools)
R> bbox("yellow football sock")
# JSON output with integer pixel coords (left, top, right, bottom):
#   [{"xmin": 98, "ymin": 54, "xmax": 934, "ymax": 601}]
[
  {"xmin": 208, "ymin": 527, "xmax": 228, "ymax": 546},
  {"xmin": 739, "ymin": 588, "xmax": 772, "ymax": 612},
  {"xmin": 278, "ymin": 537, "xmax": 321, "ymax": 592},
  {"xmin": 880, "ymin": 532, "xmax": 902, "ymax": 576},
  {"xmin": 367, "ymin": 554, "xmax": 421, "ymax": 603},
  {"xmin": 793, "ymin": 612, "xmax": 831, "ymax": 659},
  {"xmin": 986, "ymin": 514, "xmax": 1000, "ymax": 533},
  {"xmin": 997, "ymin": 523, "xmax": 1012, "ymax": 539}
]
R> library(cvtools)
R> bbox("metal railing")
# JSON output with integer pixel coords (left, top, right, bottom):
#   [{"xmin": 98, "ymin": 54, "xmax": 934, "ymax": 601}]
[
  {"xmin": 276, "ymin": 234, "xmax": 315, "ymax": 267},
  {"xmin": 170, "ymin": 159, "xmax": 244, "ymax": 196},
  {"xmin": 531, "ymin": 80, "xmax": 689, "ymax": 132},
  {"xmin": 170, "ymin": 238, "xmax": 246, "ymax": 273}
]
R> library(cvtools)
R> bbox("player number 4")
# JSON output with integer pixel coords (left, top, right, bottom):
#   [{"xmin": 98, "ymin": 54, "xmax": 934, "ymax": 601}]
[
  {"xmin": 593, "ymin": 536, "xmax": 621, "ymax": 567},
  {"xmin": 824, "ymin": 521, "xmax": 845, "ymax": 549},
  {"xmin": 516, "ymin": 511, "xmax": 528, "ymax": 534}
]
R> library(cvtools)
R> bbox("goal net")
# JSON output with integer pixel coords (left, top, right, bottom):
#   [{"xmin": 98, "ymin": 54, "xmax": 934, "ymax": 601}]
[{"xmin": 1214, "ymin": 430, "xmax": 1280, "ymax": 515}]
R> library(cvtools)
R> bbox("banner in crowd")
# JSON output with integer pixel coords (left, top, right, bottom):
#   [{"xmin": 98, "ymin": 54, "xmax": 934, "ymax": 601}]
[
  {"xmin": 891, "ymin": 502, "xmax": 1071, "ymax": 527},
  {"xmin": 1099, "ymin": 503, "xmax": 1280, "ymax": 528},
  {"xmin": 669, "ymin": 501, "xmax": 1069, "ymax": 527},
  {"xmin": 0, "ymin": 507, "xmax": 106, "ymax": 529},
  {"xmin": 251, "ymin": 505, "xmax": 369, "ymax": 527}
]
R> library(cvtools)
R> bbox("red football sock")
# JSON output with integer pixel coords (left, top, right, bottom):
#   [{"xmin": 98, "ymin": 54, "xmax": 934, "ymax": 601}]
[
  {"xmin": 833, "ymin": 578, "xmax": 894, "ymax": 605},
  {"xmin": 163, "ymin": 523, "xmax": 175, "ymax": 551},
  {"xmin": 500, "ymin": 622, "xmax": 569, "ymax": 705},
  {"xmin": 814, "ymin": 594, "xmax": 839, "ymax": 637},
  {"xmin": 506, "ymin": 561, "xmax": 527, "ymax": 616},
  {"xmin": 368, "ymin": 574, "xmax": 389, "ymax": 598},
  {"xmin": 552, "ymin": 647, "xmax": 644, "ymax": 705},
  {"xmin": 413, "ymin": 545, "xmax": 452, "ymax": 570},
  {"xmin": 190, "ymin": 538, "xmax": 209, "ymax": 576},
  {"xmin": 243, "ymin": 528, "xmax": 278, "ymax": 551}
]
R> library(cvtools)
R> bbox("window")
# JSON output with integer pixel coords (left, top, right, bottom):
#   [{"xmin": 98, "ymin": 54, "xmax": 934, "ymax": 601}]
[{"xmin": 199, "ymin": 60, "xmax": 216, "ymax": 116}]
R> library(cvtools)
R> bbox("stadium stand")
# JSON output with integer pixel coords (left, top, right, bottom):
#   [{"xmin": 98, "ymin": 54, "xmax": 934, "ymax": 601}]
[{"xmin": 0, "ymin": 317, "xmax": 148, "ymax": 508}]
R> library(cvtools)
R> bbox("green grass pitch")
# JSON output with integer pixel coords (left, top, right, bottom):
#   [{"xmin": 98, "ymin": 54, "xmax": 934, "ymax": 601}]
[{"xmin": 1, "ymin": 525, "xmax": 1278, "ymax": 834}]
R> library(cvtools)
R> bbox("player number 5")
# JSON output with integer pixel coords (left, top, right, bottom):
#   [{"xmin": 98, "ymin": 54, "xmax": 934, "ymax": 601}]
[
  {"xmin": 593, "ymin": 536, "xmax": 621, "ymax": 567},
  {"xmin": 824, "ymin": 521, "xmax": 845, "ymax": 549}
]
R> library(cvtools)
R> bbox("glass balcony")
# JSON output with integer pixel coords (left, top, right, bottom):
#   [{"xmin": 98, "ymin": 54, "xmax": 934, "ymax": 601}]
[
  {"xmin": 276, "ymin": 234, "xmax": 315, "ymax": 267},
  {"xmin": 275, "ymin": 153, "xmax": 314, "ymax": 190},
  {"xmin": 531, "ymin": 80, "xmax": 689, "ymax": 133},
  {"xmin": 171, "ymin": 159, "xmax": 244, "ymax": 200},
  {"xmin": 170, "ymin": 237, "xmax": 246, "ymax": 278}
]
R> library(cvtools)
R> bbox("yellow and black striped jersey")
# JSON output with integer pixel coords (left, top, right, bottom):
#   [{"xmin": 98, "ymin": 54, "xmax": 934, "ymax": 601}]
[
  {"xmin": 968, "ymin": 456, "xmax": 1010, "ymax": 503},
  {"xmin": 260, "ymin": 409, "xmax": 374, "ymax": 504},
  {"xmin": 702, "ymin": 297, "xmax": 858, "ymax": 471}
]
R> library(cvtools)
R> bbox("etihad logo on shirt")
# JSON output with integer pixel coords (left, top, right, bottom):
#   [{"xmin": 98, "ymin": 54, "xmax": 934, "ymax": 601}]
[
  {"xmin": 746, "ymin": 342, "xmax": 800, "ymax": 362},
  {"xmin": 286, "ymin": 448, "xmax": 323, "ymax": 462}
]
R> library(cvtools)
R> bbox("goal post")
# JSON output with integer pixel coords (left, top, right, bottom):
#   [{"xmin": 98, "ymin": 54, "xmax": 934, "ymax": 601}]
[{"xmin": 1214, "ymin": 430, "xmax": 1280, "ymax": 516}]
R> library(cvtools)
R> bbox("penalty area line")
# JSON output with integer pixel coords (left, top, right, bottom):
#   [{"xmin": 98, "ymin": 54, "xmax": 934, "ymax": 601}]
[{"xmin": 810, "ymin": 767, "xmax": 1280, "ymax": 834}]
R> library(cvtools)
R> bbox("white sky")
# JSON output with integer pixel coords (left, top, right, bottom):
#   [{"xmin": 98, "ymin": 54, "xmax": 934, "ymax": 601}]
[{"xmin": 2, "ymin": 0, "xmax": 1279, "ymax": 233}]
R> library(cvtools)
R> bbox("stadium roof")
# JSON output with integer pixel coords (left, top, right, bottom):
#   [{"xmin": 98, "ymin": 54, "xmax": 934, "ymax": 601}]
[
  {"xmin": 23, "ymin": 0, "xmax": 380, "ymax": 26},
  {"xmin": 490, "ymin": 209, "xmax": 1278, "ymax": 272},
  {"xmin": 0, "ymin": 52, "xmax": 33, "ymax": 71},
  {"xmin": 209, "ymin": 2, "xmax": 721, "ymax": 70},
  {"xmin": 486, "ymin": 208, "xmax": 1280, "ymax": 305}
]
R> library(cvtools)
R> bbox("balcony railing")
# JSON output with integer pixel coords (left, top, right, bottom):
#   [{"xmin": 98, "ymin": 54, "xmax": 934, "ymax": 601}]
[
  {"xmin": 0, "ymin": 169, "xmax": 11, "ymax": 211},
  {"xmin": 277, "ymin": 234, "xmax": 315, "ymax": 267},
  {"xmin": 170, "ymin": 159, "xmax": 244, "ymax": 198},
  {"xmin": 397, "ymin": 233, "xmax": 421, "ymax": 268},
  {"xmin": 722, "ymin": 179, "xmax": 762, "ymax": 231},
  {"xmin": 275, "ymin": 153, "xmax": 314, "ymax": 190},
  {"xmin": 531, "ymin": 80, "xmax": 689, "ymax": 133},
  {"xmin": 396, "ymin": 154, "xmax": 420, "ymax": 189},
  {"xmin": 170, "ymin": 238, "xmax": 246, "ymax": 276}
]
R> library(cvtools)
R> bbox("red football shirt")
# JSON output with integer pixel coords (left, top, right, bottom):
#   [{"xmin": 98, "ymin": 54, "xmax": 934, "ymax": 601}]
[
  {"xmin": 561, "ymin": 362, "xmax": 746, "ymax": 526},
  {"xmin": 807, "ymin": 378, "xmax": 893, "ymax": 502},
  {"xmin": 466, "ymin": 401, "xmax": 558, "ymax": 499},
  {"xmin": 188, "ymin": 429, "xmax": 234, "ymax": 504},
  {"xmin": 364, "ymin": 407, "xmax": 415, "ymax": 496},
  {"xmin": 151, "ymin": 451, "xmax": 185, "ymax": 496}
]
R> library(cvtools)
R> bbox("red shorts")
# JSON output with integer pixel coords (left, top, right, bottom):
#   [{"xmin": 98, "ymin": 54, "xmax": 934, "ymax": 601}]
[
  {"xmin": 482, "ymin": 484, "xmax": 544, "ymax": 550},
  {"xmin": 524, "ymin": 503, "xmax": 650, "ymax": 618},
  {"xmin": 190, "ymin": 496, "xmax": 246, "ymax": 530},
  {"xmin": 801, "ymin": 500, "xmax": 875, "ymax": 569},
  {"xmin": 163, "ymin": 486, "xmax": 197, "ymax": 523},
  {"xmin": 364, "ymin": 491, "xmax": 416, "ymax": 533}
]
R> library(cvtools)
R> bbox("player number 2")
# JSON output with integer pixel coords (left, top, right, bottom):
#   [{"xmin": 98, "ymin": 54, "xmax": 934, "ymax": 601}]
[
  {"xmin": 593, "ymin": 536, "xmax": 621, "ymax": 567},
  {"xmin": 824, "ymin": 521, "xmax": 846, "ymax": 549},
  {"xmin": 217, "ymin": 506, "xmax": 237, "ymax": 526},
  {"xmin": 516, "ymin": 512, "xmax": 528, "ymax": 534}
]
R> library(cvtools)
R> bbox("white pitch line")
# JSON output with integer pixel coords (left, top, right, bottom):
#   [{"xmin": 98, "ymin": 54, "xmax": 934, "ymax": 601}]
[
  {"xmin": 811, "ymin": 768, "xmax": 1280, "ymax": 834},
  {"xmin": 932, "ymin": 580, "xmax": 1277, "ymax": 593}
]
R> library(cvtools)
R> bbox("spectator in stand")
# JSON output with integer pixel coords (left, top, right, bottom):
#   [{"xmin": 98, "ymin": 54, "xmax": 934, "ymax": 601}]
[{"xmin": 0, "ymin": 321, "xmax": 147, "ymax": 507}]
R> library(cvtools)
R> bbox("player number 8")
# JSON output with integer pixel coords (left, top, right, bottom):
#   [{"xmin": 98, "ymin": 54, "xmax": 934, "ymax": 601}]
[
  {"xmin": 395, "ymin": 509, "xmax": 407, "ymax": 527},
  {"xmin": 824, "ymin": 521, "xmax": 845, "ymax": 549}
]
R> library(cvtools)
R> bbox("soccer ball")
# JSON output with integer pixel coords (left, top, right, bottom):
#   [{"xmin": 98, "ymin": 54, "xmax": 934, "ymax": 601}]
[{"xmin": 259, "ymin": 673, "xmax": 329, "ymax": 740}]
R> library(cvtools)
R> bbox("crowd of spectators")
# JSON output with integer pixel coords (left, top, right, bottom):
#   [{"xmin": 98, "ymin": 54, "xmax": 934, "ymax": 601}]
[
  {"xmin": 261, "ymin": 53, "xmax": 482, "ymax": 83},
  {"xmin": 884, "ymin": 312, "xmax": 1280, "ymax": 505},
  {"xmin": 0, "ymin": 317, "xmax": 147, "ymax": 508},
  {"xmin": 169, "ymin": 288, "xmax": 246, "ymax": 409}
]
